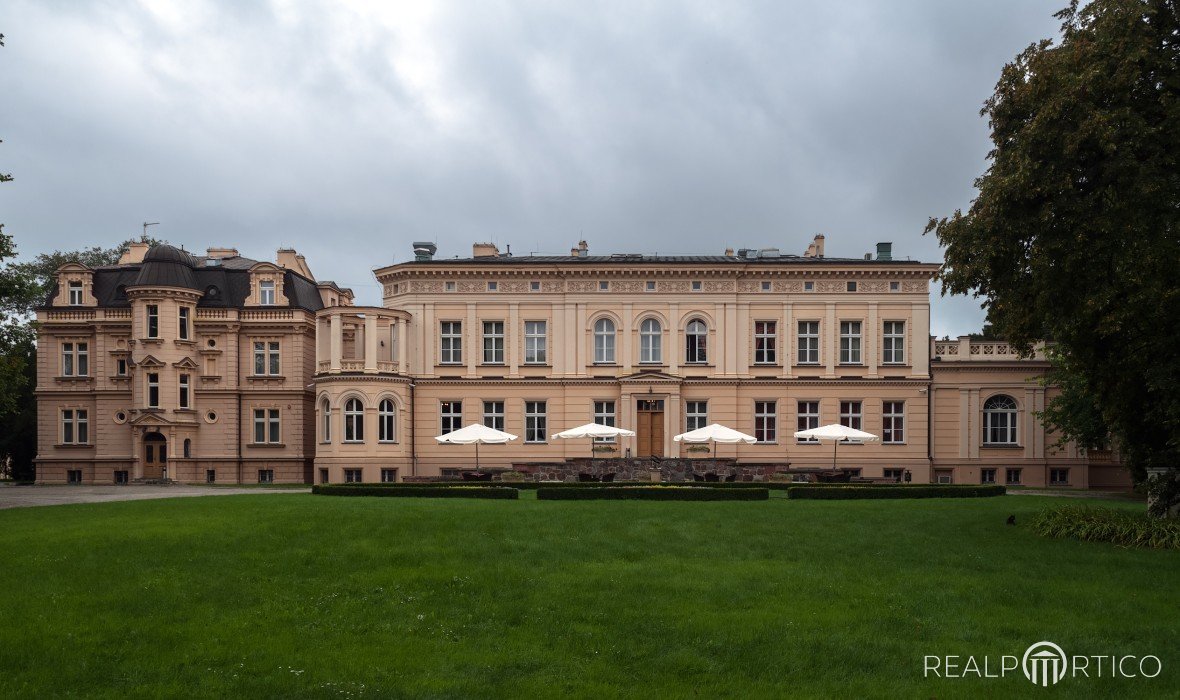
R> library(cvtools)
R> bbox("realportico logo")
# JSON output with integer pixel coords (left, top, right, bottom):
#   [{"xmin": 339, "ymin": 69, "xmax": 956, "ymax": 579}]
[{"xmin": 924, "ymin": 640, "xmax": 1162, "ymax": 687}]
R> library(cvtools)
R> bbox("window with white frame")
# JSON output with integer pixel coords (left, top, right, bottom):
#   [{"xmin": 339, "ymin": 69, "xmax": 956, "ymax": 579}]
[
  {"xmin": 981, "ymin": 468, "xmax": 997, "ymax": 484},
  {"xmin": 685, "ymin": 319, "xmax": 707, "ymax": 363},
  {"xmin": 645, "ymin": 280, "xmax": 656, "ymax": 291},
  {"xmin": 320, "ymin": 398, "xmax": 331, "ymax": 443},
  {"xmin": 797, "ymin": 321, "xmax": 819, "ymax": 364},
  {"xmin": 259, "ymin": 280, "xmax": 276, "ymax": 305},
  {"xmin": 116, "ymin": 358, "xmax": 128, "ymax": 376},
  {"xmin": 253, "ymin": 408, "xmax": 280, "ymax": 444},
  {"xmin": 147, "ymin": 372, "xmax": 160, "ymax": 408},
  {"xmin": 146, "ymin": 305, "xmax": 159, "ymax": 338},
  {"xmin": 594, "ymin": 318, "xmax": 616, "ymax": 363},
  {"xmin": 61, "ymin": 409, "xmax": 89, "ymax": 444},
  {"xmin": 440, "ymin": 322, "xmax": 462, "ymax": 364},
  {"xmin": 179, "ymin": 374, "xmax": 190, "ymax": 409},
  {"xmin": 440, "ymin": 401, "xmax": 463, "ymax": 434},
  {"xmin": 685, "ymin": 400, "xmax": 707, "ymax": 432},
  {"xmin": 343, "ymin": 398, "xmax": 364, "ymax": 442},
  {"xmin": 882, "ymin": 401, "xmax": 904, "ymax": 443},
  {"xmin": 797, "ymin": 401, "xmax": 819, "ymax": 442},
  {"xmin": 68, "ymin": 281, "xmax": 83, "ymax": 305},
  {"xmin": 345, "ymin": 468, "xmax": 363, "ymax": 483},
  {"xmin": 839, "ymin": 400, "xmax": 863, "ymax": 431},
  {"xmin": 253, "ymin": 341, "xmax": 280, "ymax": 375},
  {"xmin": 754, "ymin": 321, "xmax": 777, "ymax": 364},
  {"xmin": 258, "ymin": 469, "xmax": 274, "ymax": 483},
  {"xmin": 482, "ymin": 321, "xmax": 505, "ymax": 364},
  {"xmin": 754, "ymin": 401, "xmax": 776, "ymax": 443},
  {"xmin": 983, "ymin": 395, "xmax": 1018, "ymax": 445},
  {"xmin": 483, "ymin": 401, "xmax": 505, "ymax": 431},
  {"xmin": 1006, "ymin": 468, "xmax": 1022, "ymax": 484},
  {"xmin": 525, "ymin": 401, "xmax": 547, "ymax": 443},
  {"xmin": 593, "ymin": 400, "xmax": 616, "ymax": 442},
  {"xmin": 378, "ymin": 399, "xmax": 396, "ymax": 442},
  {"xmin": 839, "ymin": 321, "xmax": 862, "ymax": 364},
  {"xmin": 882, "ymin": 321, "xmax": 905, "ymax": 364},
  {"xmin": 524, "ymin": 321, "xmax": 547, "ymax": 364},
  {"xmin": 61, "ymin": 342, "xmax": 88, "ymax": 376},
  {"xmin": 530, "ymin": 280, "xmax": 541, "ymax": 292},
  {"xmin": 381, "ymin": 468, "xmax": 397, "ymax": 483},
  {"xmin": 179, "ymin": 307, "xmax": 191, "ymax": 341},
  {"xmin": 640, "ymin": 318, "xmax": 662, "ymax": 363}
]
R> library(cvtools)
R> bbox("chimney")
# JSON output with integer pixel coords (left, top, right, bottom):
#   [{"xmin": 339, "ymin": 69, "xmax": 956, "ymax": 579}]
[
  {"xmin": 412, "ymin": 242, "xmax": 437, "ymax": 262},
  {"xmin": 472, "ymin": 242, "xmax": 499, "ymax": 258},
  {"xmin": 724, "ymin": 247, "xmax": 735, "ymax": 257},
  {"xmin": 578, "ymin": 240, "xmax": 589, "ymax": 257},
  {"xmin": 119, "ymin": 241, "xmax": 150, "ymax": 265},
  {"xmin": 276, "ymin": 248, "xmax": 314, "ymax": 278},
  {"xmin": 803, "ymin": 234, "xmax": 825, "ymax": 258},
  {"xmin": 876, "ymin": 242, "xmax": 892, "ymax": 261},
  {"xmin": 206, "ymin": 247, "xmax": 239, "ymax": 259}
]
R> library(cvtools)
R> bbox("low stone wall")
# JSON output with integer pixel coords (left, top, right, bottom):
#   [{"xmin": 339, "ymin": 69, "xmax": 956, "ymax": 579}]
[{"xmin": 512, "ymin": 458, "xmax": 784, "ymax": 483}]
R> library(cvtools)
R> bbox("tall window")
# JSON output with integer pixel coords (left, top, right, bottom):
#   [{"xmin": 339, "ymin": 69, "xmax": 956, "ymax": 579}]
[
  {"xmin": 61, "ymin": 342, "xmax": 88, "ymax": 376},
  {"xmin": 344, "ymin": 398, "xmax": 364, "ymax": 442},
  {"xmin": 685, "ymin": 400, "xmax": 708, "ymax": 431},
  {"xmin": 882, "ymin": 321, "xmax": 905, "ymax": 364},
  {"xmin": 254, "ymin": 341, "xmax": 280, "ymax": 375},
  {"xmin": 593, "ymin": 400, "xmax": 616, "ymax": 442},
  {"xmin": 440, "ymin": 401, "xmax": 463, "ymax": 434},
  {"xmin": 259, "ymin": 280, "xmax": 276, "ymax": 305},
  {"xmin": 524, "ymin": 321, "xmax": 547, "ymax": 364},
  {"xmin": 754, "ymin": 401, "xmax": 777, "ymax": 443},
  {"xmin": 839, "ymin": 400, "xmax": 863, "ymax": 430},
  {"xmin": 882, "ymin": 401, "xmax": 905, "ymax": 443},
  {"xmin": 147, "ymin": 373, "xmax": 160, "ymax": 408},
  {"xmin": 378, "ymin": 399, "xmax": 396, "ymax": 442},
  {"xmin": 440, "ymin": 322, "xmax": 462, "ymax": 364},
  {"xmin": 797, "ymin": 321, "xmax": 819, "ymax": 364},
  {"xmin": 253, "ymin": 408, "xmax": 280, "ymax": 444},
  {"xmin": 179, "ymin": 374, "xmax": 190, "ymax": 409},
  {"xmin": 483, "ymin": 401, "xmax": 505, "ymax": 431},
  {"xmin": 685, "ymin": 319, "xmax": 707, "ymax": 364},
  {"xmin": 179, "ymin": 307, "xmax": 191, "ymax": 340},
  {"xmin": 640, "ymin": 318, "xmax": 662, "ymax": 363},
  {"xmin": 62, "ymin": 409, "xmax": 89, "ymax": 444},
  {"xmin": 839, "ymin": 321, "xmax": 862, "ymax": 364},
  {"xmin": 594, "ymin": 318, "xmax": 616, "ymax": 363},
  {"xmin": 146, "ymin": 305, "xmax": 159, "ymax": 338},
  {"xmin": 797, "ymin": 401, "xmax": 820, "ymax": 443},
  {"xmin": 983, "ymin": 395, "xmax": 1018, "ymax": 445},
  {"xmin": 68, "ymin": 281, "xmax": 83, "ymax": 305},
  {"xmin": 525, "ymin": 401, "xmax": 547, "ymax": 443},
  {"xmin": 320, "ymin": 398, "xmax": 331, "ymax": 443},
  {"xmin": 116, "ymin": 358, "xmax": 128, "ymax": 376},
  {"xmin": 754, "ymin": 321, "xmax": 777, "ymax": 364},
  {"xmin": 482, "ymin": 321, "xmax": 504, "ymax": 364}
]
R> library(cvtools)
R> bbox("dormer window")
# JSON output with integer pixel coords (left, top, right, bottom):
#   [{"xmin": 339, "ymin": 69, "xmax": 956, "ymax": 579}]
[
  {"xmin": 260, "ymin": 280, "xmax": 276, "ymax": 306},
  {"xmin": 68, "ymin": 281, "xmax": 83, "ymax": 305}
]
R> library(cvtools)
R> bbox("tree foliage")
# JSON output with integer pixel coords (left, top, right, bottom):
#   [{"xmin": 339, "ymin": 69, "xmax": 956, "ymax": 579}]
[{"xmin": 926, "ymin": 0, "xmax": 1180, "ymax": 498}]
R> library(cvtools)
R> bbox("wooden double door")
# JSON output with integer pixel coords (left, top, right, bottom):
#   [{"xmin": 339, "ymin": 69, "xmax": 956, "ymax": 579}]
[
  {"xmin": 635, "ymin": 399, "xmax": 665, "ymax": 458},
  {"xmin": 143, "ymin": 433, "xmax": 167, "ymax": 479}
]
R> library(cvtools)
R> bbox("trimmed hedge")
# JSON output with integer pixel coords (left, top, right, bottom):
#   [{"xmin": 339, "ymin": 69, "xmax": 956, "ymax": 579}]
[
  {"xmin": 787, "ymin": 485, "xmax": 1006, "ymax": 500},
  {"xmin": 312, "ymin": 485, "xmax": 518, "ymax": 499},
  {"xmin": 1029, "ymin": 505, "xmax": 1180, "ymax": 550},
  {"xmin": 537, "ymin": 487, "xmax": 769, "ymax": 501}
]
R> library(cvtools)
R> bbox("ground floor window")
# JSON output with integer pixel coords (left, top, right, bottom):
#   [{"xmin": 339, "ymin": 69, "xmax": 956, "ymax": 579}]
[
  {"xmin": 114, "ymin": 470, "xmax": 129, "ymax": 485},
  {"xmin": 381, "ymin": 468, "xmax": 397, "ymax": 483},
  {"xmin": 320, "ymin": 469, "xmax": 329, "ymax": 484},
  {"xmin": 883, "ymin": 468, "xmax": 903, "ymax": 482},
  {"xmin": 258, "ymin": 469, "xmax": 274, "ymax": 484},
  {"xmin": 525, "ymin": 401, "xmax": 547, "ymax": 443},
  {"xmin": 935, "ymin": 470, "xmax": 953, "ymax": 484},
  {"xmin": 67, "ymin": 469, "xmax": 82, "ymax": 484},
  {"xmin": 1006, "ymin": 468, "xmax": 1022, "ymax": 484},
  {"xmin": 345, "ymin": 469, "xmax": 363, "ymax": 483},
  {"xmin": 981, "ymin": 468, "xmax": 996, "ymax": 484},
  {"xmin": 206, "ymin": 469, "xmax": 216, "ymax": 484},
  {"xmin": 440, "ymin": 468, "xmax": 462, "ymax": 479},
  {"xmin": 1050, "ymin": 468, "xmax": 1070, "ymax": 485},
  {"xmin": 754, "ymin": 401, "xmax": 776, "ymax": 443}
]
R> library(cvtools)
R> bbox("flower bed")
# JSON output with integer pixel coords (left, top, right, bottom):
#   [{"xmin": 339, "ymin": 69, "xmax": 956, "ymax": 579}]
[{"xmin": 1029, "ymin": 505, "xmax": 1180, "ymax": 550}]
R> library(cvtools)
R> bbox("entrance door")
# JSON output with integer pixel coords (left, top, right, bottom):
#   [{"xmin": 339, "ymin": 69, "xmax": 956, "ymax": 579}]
[
  {"xmin": 143, "ymin": 433, "xmax": 167, "ymax": 479},
  {"xmin": 635, "ymin": 399, "xmax": 665, "ymax": 458}
]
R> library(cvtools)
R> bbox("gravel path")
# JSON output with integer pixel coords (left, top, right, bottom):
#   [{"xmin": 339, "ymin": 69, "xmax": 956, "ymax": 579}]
[{"xmin": 0, "ymin": 484, "xmax": 309, "ymax": 510}]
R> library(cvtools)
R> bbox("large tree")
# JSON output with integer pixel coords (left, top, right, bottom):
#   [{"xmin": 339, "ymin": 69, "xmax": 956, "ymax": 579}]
[{"xmin": 926, "ymin": 0, "xmax": 1180, "ymax": 510}]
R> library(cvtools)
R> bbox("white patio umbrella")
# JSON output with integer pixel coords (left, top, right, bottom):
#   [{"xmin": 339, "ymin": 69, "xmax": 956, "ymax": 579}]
[
  {"xmin": 435, "ymin": 423, "xmax": 518, "ymax": 471},
  {"xmin": 673, "ymin": 423, "xmax": 757, "ymax": 461},
  {"xmin": 793, "ymin": 423, "xmax": 880, "ymax": 470},
  {"xmin": 554, "ymin": 423, "xmax": 636, "ymax": 459}
]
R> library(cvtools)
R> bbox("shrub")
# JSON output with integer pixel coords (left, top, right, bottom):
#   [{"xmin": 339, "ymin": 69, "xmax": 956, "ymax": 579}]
[
  {"xmin": 312, "ymin": 485, "xmax": 518, "ymax": 499},
  {"xmin": 1029, "ymin": 505, "xmax": 1180, "ymax": 550},
  {"xmin": 537, "ymin": 487, "xmax": 768, "ymax": 501},
  {"xmin": 787, "ymin": 485, "xmax": 1005, "ymax": 500}
]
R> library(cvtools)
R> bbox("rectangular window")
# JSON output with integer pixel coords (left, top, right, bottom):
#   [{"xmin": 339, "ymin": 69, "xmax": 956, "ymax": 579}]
[
  {"xmin": 754, "ymin": 321, "xmax": 777, "ymax": 364},
  {"xmin": 593, "ymin": 400, "xmax": 616, "ymax": 442},
  {"xmin": 179, "ymin": 307, "xmax": 190, "ymax": 340},
  {"xmin": 890, "ymin": 281, "xmax": 900, "ymax": 292},
  {"xmin": 61, "ymin": 342, "xmax": 88, "ymax": 376},
  {"xmin": 883, "ymin": 321, "xmax": 905, "ymax": 364},
  {"xmin": 524, "ymin": 321, "xmax": 547, "ymax": 364},
  {"xmin": 846, "ymin": 281, "xmax": 857, "ymax": 292},
  {"xmin": 147, "ymin": 373, "xmax": 160, "ymax": 408},
  {"xmin": 76, "ymin": 343, "xmax": 88, "ymax": 376},
  {"xmin": 754, "ymin": 401, "xmax": 776, "ymax": 443},
  {"xmin": 981, "ymin": 468, "xmax": 997, "ymax": 484},
  {"xmin": 440, "ymin": 321, "xmax": 462, "ymax": 364},
  {"xmin": 530, "ymin": 280, "xmax": 541, "ymax": 292},
  {"xmin": 487, "ymin": 281, "xmax": 497, "ymax": 291},
  {"xmin": 206, "ymin": 469, "xmax": 217, "ymax": 484},
  {"xmin": 440, "ymin": 400, "xmax": 463, "ymax": 434},
  {"xmin": 179, "ymin": 374, "xmax": 190, "ymax": 409},
  {"xmin": 598, "ymin": 281, "xmax": 609, "ymax": 291},
  {"xmin": 258, "ymin": 469, "xmax": 274, "ymax": 484},
  {"xmin": 797, "ymin": 401, "xmax": 820, "ymax": 443},
  {"xmin": 797, "ymin": 321, "xmax": 819, "ymax": 364},
  {"xmin": 253, "ymin": 408, "xmax": 280, "ymax": 444},
  {"xmin": 445, "ymin": 281, "xmax": 456, "ymax": 292},
  {"xmin": 1050, "ymin": 468, "xmax": 1070, "ymax": 485},
  {"xmin": 62, "ymin": 342, "xmax": 73, "ymax": 376},
  {"xmin": 839, "ymin": 321, "xmax": 862, "ymax": 364},
  {"xmin": 68, "ymin": 281, "xmax": 83, "ymax": 305},
  {"xmin": 883, "ymin": 468, "xmax": 904, "ymax": 482},
  {"xmin": 61, "ymin": 409, "xmax": 89, "ymax": 444},
  {"xmin": 116, "ymin": 358, "xmax": 128, "ymax": 376},
  {"xmin": 761, "ymin": 281, "xmax": 772, "ymax": 292},
  {"xmin": 483, "ymin": 400, "xmax": 505, "ymax": 431},
  {"xmin": 525, "ymin": 401, "xmax": 547, "ymax": 443},
  {"xmin": 882, "ymin": 401, "xmax": 904, "ymax": 444},
  {"xmin": 115, "ymin": 470, "xmax": 129, "ymax": 485},
  {"xmin": 691, "ymin": 280, "xmax": 702, "ymax": 291},
  {"xmin": 646, "ymin": 281, "xmax": 656, "ymax": 291},
  {"xmin": 259, "ymin": 280, "xmax": 276, "ymax": 305},
  {"xmin": 1006, "ymin": 468, "xmax": 1022, "ymax": 485},
  {"xmin": 146, "ymin": 305, "xmax": 159, "ymax": 338},
  {"xmin": 345, "ymin": 469, "xmax": 363, "ymax": 483},
  {"xmin": 253, "ymin": 341, "xmax": 281, "ymax": 375},
  {"xmin": 381, "ymin": 468, "xmax": 397, "ymax": 483},
  {"xmin": 482, "ymin": 321, "xmax": 505, "ymax": 364},
  {"xmin": 67, "ymin": 469, "xmax": 83, "ymax": 484},
  {"xmin": 804, "ymin": 281, "xmax": 814, "ymax": 292},
  {"xmin": 685, "ymin": 400, "xmax": 708, "ymax": 432},
  {"xmin": 319, "ymin": 469, "xmax": 329, "ymax": 484},
  {"xmin": 839, "ymin": 400, "xmax": 863, "ymax": 431}
]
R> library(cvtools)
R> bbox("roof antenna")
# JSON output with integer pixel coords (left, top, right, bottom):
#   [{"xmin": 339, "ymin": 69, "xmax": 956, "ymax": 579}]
[{"xmin": 142, "ymin": 221, "xmax": 160, "ymax": 240}]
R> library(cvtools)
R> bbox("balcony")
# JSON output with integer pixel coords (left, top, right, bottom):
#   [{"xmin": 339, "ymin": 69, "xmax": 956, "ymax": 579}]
[{"xmin": 933, "ymin": 337, "xmax": 1046, "ymax": 362}]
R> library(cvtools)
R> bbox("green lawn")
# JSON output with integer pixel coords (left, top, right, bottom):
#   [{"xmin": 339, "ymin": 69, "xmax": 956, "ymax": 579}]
[{"xmin": 0, "ymin": 493, "xmax": 1175, "ymax": 698}]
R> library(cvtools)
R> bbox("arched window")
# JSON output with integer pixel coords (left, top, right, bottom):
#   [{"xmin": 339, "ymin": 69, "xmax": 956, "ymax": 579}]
[
  {"xmin": 344, "ymin": 398, "xmax": 364, "ymax": 443},
  {"xmin": 593, "ymin": 318, "xmax": 615, "ymax": 364},
  {"xmin": 183, "ymin": 438, "xmax": 191, "ymax": 458},
  {"xmin": 983, "ymin": 395, "xmax": 1018, "ymax": 445},
  {"xmin": 640, "ymin": 318, "xmax": 662, "ymax": 364},
  {"xmin": 320, "ymin": 398, "xmax": 331, "ymax": 443},
  {"xmin": 685, "ymin": 319, "xmax": 707, "ymax": 364},
  {"xmin": 379, "ymin": 399, "xmax": 396, "ymax": 442}
]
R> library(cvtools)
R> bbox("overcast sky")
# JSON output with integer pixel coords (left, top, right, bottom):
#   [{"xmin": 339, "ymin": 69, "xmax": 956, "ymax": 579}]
[{"xmin": 1, "ymin": 1, "xmax": 1065, "ymax": 336}]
